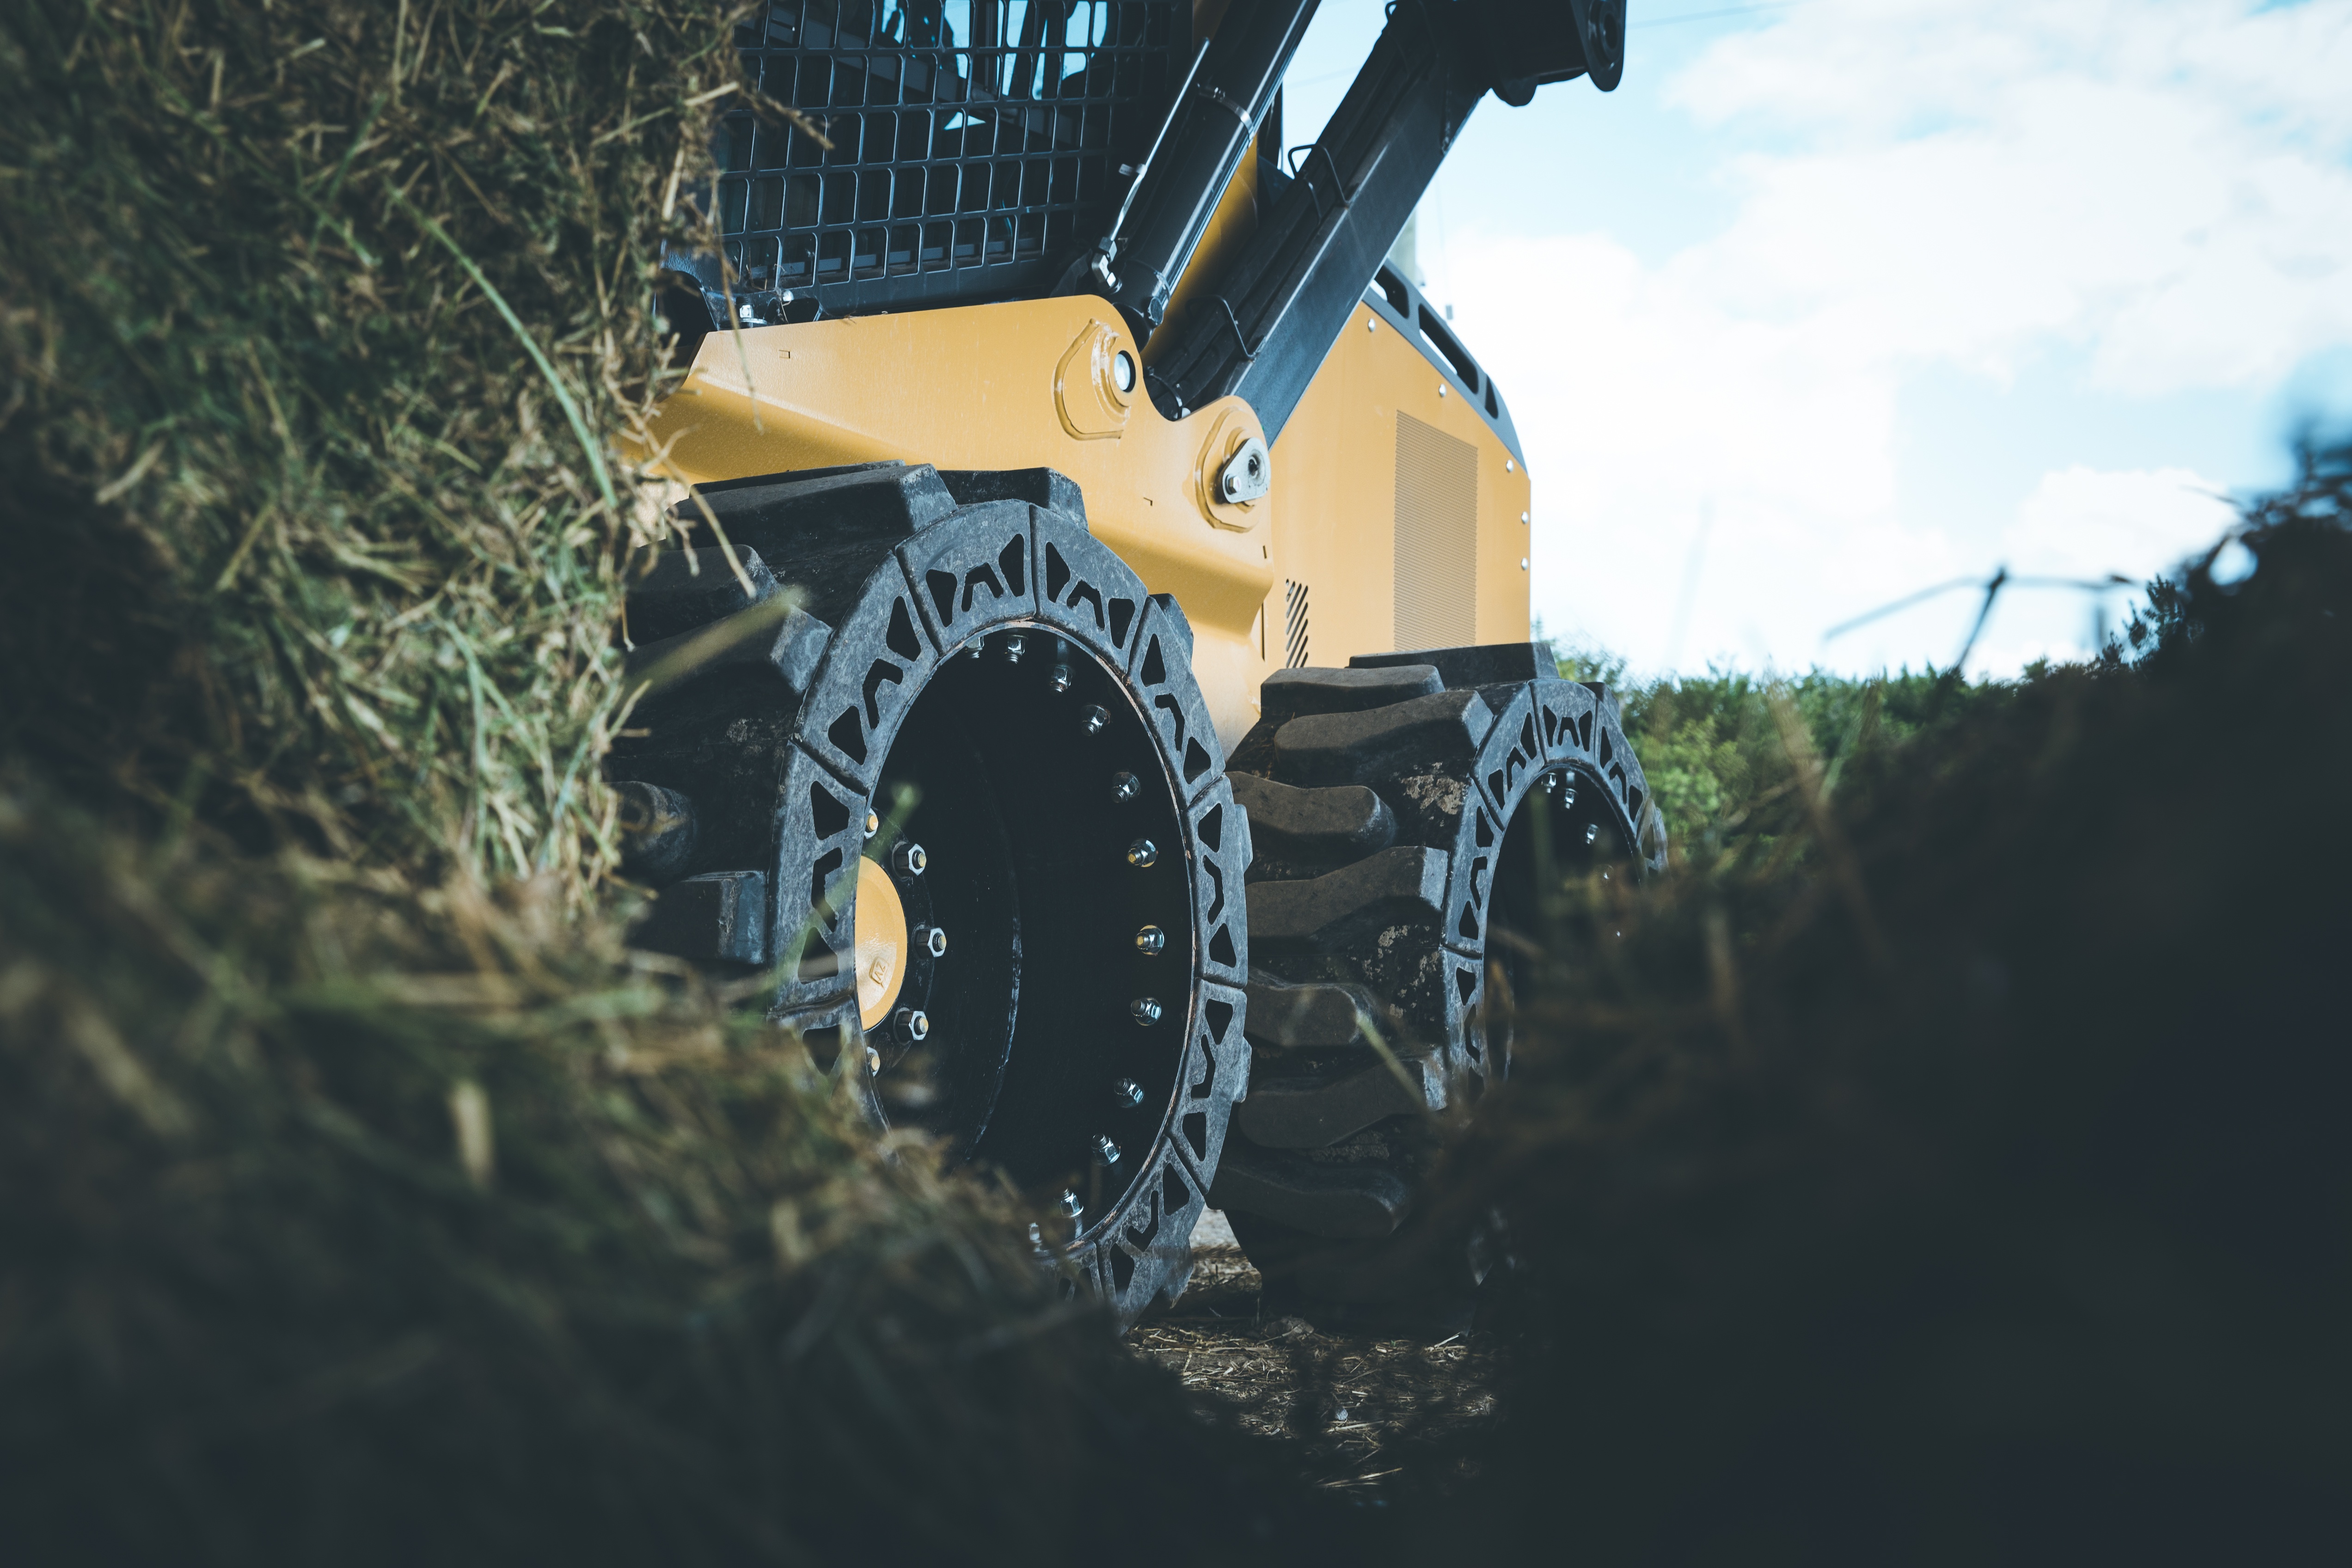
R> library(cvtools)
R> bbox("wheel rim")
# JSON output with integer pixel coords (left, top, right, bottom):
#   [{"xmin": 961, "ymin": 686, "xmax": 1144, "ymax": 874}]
[{"xmin": 866, "ymin": 626, "xmax": 1196, "ymax": 1234}]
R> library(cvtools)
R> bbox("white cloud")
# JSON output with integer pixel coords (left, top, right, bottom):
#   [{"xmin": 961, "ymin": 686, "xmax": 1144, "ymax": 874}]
[
  {"xmin": 2001, "ymin": 465, "xmax": 2238, "ymax": 582},
  {"xmin": 1439, "ymin": 0, "xmax": 2352, "ymax": 675},
  {"xmin": 1966, "ymin": 465, "xmax": 2241, "ymax": 672}
]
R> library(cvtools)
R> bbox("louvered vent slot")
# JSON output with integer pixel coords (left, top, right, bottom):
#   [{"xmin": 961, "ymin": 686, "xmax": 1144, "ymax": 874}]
[
  {"xmin": 1283, "ymin": 579, "xmax": 1311, "ymax": 669},
  {"xmin": 1392, "ymin": 412, "xmax": 1478, "ymax": 651}
]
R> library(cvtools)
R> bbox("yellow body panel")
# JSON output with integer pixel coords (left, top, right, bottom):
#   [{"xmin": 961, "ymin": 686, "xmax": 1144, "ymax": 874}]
[
  {"xmin": 1254, "ymin": 302, "xmax": 1533, "ymax": 709},
  {"xmin": 637, "ymin": 297, "xmax": 1274, "ymax": 743},
  {"xmin": 636, "ymin": 295, "xmax": 1532, "ymax": 746}
]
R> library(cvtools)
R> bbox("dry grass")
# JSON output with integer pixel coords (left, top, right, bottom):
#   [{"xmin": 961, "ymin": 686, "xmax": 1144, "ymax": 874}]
[
  {"xmin": 0, "ymin": 6, "xmax": 1334, "ymax": 1562},
  {"xmin": 0, "ymin": 0, "xmax": 740, "ymax": 890},
  {"xmin": 1382, "ymin": 466, "xmax": 2352, "ymax": 1562}
]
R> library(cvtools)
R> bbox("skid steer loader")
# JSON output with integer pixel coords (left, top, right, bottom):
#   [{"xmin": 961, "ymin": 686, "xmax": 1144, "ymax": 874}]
[{"xmin": 617, "ymin": 0, "xmax": 1662, "ymax": 1325}]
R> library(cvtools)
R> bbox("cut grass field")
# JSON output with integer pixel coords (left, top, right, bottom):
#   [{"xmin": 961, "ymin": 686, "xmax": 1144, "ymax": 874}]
[{"xmin": 4, "ymin": 0, "xmax": 2346, "ymax": 1560}]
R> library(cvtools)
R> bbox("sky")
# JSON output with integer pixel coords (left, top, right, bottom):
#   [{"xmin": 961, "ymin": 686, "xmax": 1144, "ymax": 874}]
[{"xmin": 1278, "ymin": 0, "xmax": 2352, "ymax": 678}]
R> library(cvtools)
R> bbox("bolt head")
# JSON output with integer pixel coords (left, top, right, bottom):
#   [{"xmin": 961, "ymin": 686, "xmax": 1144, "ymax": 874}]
[
  {"xmin": 1112, "ymin": 349, "xmax": 1137, "ymax": 394},
  {"xmin": 892, "ymin": 841, "xmax": 927, "ymax": 876},
  {"xmin": 919, "ymin": 924, "xmax": 947, "ymax": 958},
  {"xmin": 1002, "ymin": 633, "xmax": 1024, "ymax": 663},
  {"xmin": 1094, "ymin": 1135, "xmax": 1122, "ymax": 1165},
  {"xmin": 1111, "ymin": 771, "xmax": 1140, "ymax": 803},
  {"xmin": 1114, "ymin": 1077, "xmax": 1145, "ymax": 1109},
  {"xmin": 1081, "ymin": 704, "xmax": 1109, "ymax": 736},
  {"xmin": 864, "ymin": 1046, "xmax": 882, "ymax": 1074},
  {"xmin": 1585, "ymin": 822, "xmax": 1601, "ymax": 846},
  {"xmin": 894, "ymin": 1007, "xmax": 930, "ymax": 1041},
  {"xmin": 1130, "ymin": 996, "xmax": 1164, "ymax": 1027},
  {"xmin": 863, "ymin": 811, "xmax": 880, "ymax": 839},
  {"xmin": 1134, "ymin": 924, "xmax": 1166, "ymax": 954},
  {"xmin": 1126, "ymin": 838, "xmax": 1158, "ymax": 869},
  {"xmin": 1048, "ymin": 662, "xmax": 1072, "ymax": 694},
  {"xmin": 1060, "ymin": 1189, "xmax": 1083, "ymax": 1217}
]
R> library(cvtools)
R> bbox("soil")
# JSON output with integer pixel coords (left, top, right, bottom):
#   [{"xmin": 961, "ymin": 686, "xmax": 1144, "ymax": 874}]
[{"xmin": 1131, "ymin": 1217, "xmax": 1498, "ymax": 1495}]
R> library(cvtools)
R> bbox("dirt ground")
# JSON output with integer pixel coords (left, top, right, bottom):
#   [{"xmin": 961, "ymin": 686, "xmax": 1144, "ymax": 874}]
[{"xmin": 1130, "ymin": 1216, "xmax": 1498, "ymax": 1495}]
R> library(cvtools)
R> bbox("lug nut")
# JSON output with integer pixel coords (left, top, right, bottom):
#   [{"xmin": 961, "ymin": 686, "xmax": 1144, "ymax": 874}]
[
  {"xmin": 966, "ymin": 643, "xmax": 984, "ymax": 659},
  {"xmin": 1111, "ymin": 771, "xmax": 1140, "ymax": 803},
  {"xmin": 1133, "ymin": 924, "xmax": 1166, "ymax": 955},
  {"xmin": 1131, "ymin": 996, "xmax": 1164, "ymax": 1026},
  {"xmin": 1585, "ymin": 822, "xmax": 1600, "ymax": 846},
  {"xmin": 1001, "ymin": 633, "xmax": 1025, "ymax": 663},
  {"xmin": 894, "ymin": 1007, "xmax": 930, "ymax": 1042},
  {"xmin": 1048, "ymin": 662, "xmax": 1072, "ymax": 694},
  {"xmin": 1060, "ymin": 1189, "xmax": 1083, "ymax": 1218},
  {"xmin": 1094, "ymin": 1135, "xmax": 1122, "ymax": 1166},
  {"xmin": 1081, "ymin": 704, "xmax": 1109, "ymax": 736},
  {"xmin": 864, "ymin": 1045, "xmax": 882, "ymax": 1074},
  {"xmin": 1114, "ymin": 1078, "xmax": 1145, "ymax": 1109},
  {"xmin": 864, "ymin": 811, "xmax": 880, "ymax": 839},
  {"xmin": 916, "ymin": 924, "xmax": 948, "ymax": 958},
  {"xmin": 891, "ymin": 841, "xmax": 927, "ymax": 876},
  {"xmin": 1126, "ymin": 838, "xmax": 1158, "ymax": 869}
]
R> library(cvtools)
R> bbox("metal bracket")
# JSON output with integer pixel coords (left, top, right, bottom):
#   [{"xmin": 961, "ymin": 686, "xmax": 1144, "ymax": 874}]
[{"xmin": 1218, "ymin": 436, "xmax": 1272, "ymax": 505}]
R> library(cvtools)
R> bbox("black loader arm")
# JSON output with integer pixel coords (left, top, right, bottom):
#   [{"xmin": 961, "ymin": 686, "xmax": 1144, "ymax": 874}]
[{"xmin": 1109, "ymin": 0, "xmax": 1625, "ymax": 441}]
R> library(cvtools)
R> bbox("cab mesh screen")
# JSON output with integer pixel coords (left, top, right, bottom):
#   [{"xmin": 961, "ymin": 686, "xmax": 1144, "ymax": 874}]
[{"xmin": 716, "ymin": 2, "xmax": 1187, "ymax": 318}]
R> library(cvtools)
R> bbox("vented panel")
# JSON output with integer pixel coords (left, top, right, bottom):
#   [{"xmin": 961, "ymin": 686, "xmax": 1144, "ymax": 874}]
[
  {"xmin": 1392, "ymin": 412, "xmax": 1478, "ymax": 651},
  {"xmin": 712, "ymin": 2, "xmax": 1186, "ymax": 319},
  {"xmin": 1283, "ymin": 578, "xmax": 1310, "ymax": 668}
]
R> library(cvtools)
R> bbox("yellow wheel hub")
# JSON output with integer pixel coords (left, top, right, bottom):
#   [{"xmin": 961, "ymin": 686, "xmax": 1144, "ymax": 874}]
[{"xmin": 853, "ymin": 854, "xmax": 910, "ymax": 1030}]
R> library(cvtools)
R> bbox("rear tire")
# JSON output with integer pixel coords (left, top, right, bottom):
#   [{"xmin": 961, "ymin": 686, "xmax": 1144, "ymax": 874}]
[
  {"xmin": 1212, "ymin": 644, "xmax": 1666, "ymax": 1317},
  {"xmin": 610, "ymin": 463, "xmax": 1253, "ymax": 1326}
]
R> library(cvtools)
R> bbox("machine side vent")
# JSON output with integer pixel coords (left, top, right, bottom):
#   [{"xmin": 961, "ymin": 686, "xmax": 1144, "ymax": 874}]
[
  {"xmin": 1283, "ymin": 579, "xmax": 1311, "ymax": 669},
  {"xmin": 1392, "ymin": 412, "xmax": 1478, "ymax": 652}
]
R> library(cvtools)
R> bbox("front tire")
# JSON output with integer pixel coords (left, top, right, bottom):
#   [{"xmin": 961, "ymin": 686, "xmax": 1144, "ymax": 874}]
[{"xmin": 611, "ymin": 463, "xmax": 1253, "ymax": 1325}]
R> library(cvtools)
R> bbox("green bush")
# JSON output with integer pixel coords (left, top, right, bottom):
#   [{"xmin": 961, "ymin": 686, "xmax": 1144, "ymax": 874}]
[
  {"xmin": 1550, "ymin": 640, "xmax": 2021, "ymax": 858},
  {"xmin": 1414, "ymin": 449, "xmax": 2352, "ymax": 1563}
]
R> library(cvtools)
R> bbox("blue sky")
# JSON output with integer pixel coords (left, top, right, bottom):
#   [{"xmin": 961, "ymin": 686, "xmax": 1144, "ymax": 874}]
[{"xmin": 1279, "ymin": 0, "xmax": 2352, "ymax": 676}]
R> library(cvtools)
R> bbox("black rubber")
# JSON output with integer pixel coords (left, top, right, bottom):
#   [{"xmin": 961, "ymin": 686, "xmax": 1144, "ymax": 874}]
[
  {"xmin": 1212, "ymin": 643, "xmax": 1666, "ymax": 1313},
  {"xmin": 607, "ymin": 462, "xmax": 1253, "ymax": 1326}
]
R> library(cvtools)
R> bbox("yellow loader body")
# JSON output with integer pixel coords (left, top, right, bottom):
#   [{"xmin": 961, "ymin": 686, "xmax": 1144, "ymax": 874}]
[{"xmin": 639, "ymin": 292, "xmax": 1531, "ymax": 748}]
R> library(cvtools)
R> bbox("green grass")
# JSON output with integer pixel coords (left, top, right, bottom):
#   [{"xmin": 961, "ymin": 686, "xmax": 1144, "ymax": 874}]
[{"xmin": 1552, "ymin": 646, "xmax": 2022, "ymax": 855}]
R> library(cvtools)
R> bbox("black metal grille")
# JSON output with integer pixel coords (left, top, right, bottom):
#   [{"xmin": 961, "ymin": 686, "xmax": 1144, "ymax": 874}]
[{"xmin": 701, "ymin": 2, "xmax": 1187, "ymax": 322}]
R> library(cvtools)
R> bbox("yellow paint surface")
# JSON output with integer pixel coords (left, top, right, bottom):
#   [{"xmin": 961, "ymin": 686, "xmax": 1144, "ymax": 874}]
[
  {"xmin": 636, "ymin": 297, "xmax": 1276, "ymax": 745},
  {"xmin": 853, "ymin": 855, "xmax": 908, "ymax": 1030},
  {"xmin": 1257, "ymin": 301, "xmax": 1533, "ymax": 704},
  {"xmin": 636, "ymin": 293, "xmax": 1532, "ymax": 749}
]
